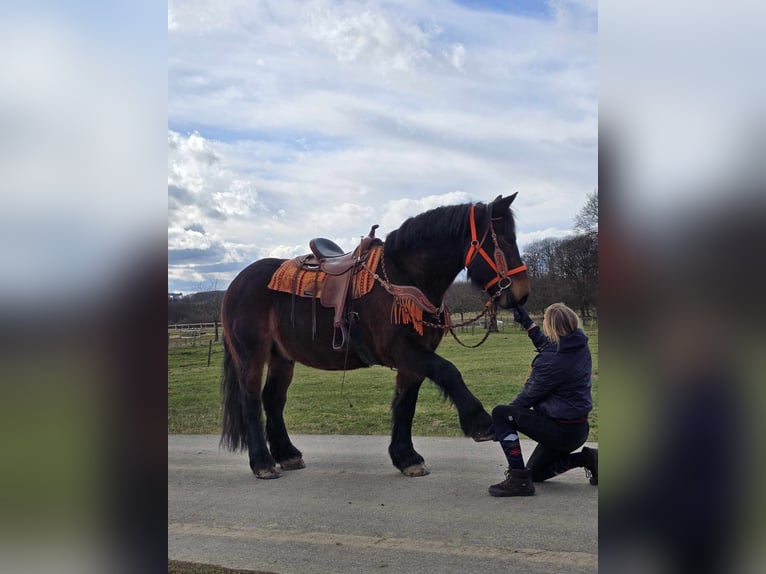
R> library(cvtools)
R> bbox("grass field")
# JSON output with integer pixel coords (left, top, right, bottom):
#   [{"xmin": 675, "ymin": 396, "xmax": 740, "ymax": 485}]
[{"xmin": 168, "ymin": 324, "xmax": 598, "ymax": 441}]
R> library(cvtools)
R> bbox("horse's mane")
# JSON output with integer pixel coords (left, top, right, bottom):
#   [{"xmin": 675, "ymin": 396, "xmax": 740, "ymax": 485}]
[{"xmin": 384, "ymin": 203, "xmax": 474, "ymax": 254}]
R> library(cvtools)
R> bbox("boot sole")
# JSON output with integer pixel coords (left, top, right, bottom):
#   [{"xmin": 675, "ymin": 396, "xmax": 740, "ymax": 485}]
[{"xmin": 488, "ymin": 488, "xmax": 535, "ymax": 497}]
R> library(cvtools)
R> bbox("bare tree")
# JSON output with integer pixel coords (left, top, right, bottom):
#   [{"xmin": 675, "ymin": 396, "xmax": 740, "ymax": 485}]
[
  {"xmin": 521, "ymin": 229, "xmax": 597, "ymax": 318},
  {"xmin": 574, "ymin": 189, "xmax": 598, "ymax": 234},
  {"xmin": 445, "ymin": 281, "xmax": 486, "ymax": 319},
  {"xmin": 522, "ymin": 238, "xmax": 568, "ymax": 312},
  {"xmin": 557, "ymin": 233, "xmax": 598, "ymax": 318}
]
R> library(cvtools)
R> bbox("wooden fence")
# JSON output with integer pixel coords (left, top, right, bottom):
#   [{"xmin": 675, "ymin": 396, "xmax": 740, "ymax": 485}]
[
  {"xmin": 167, "ymin": 315, "xmax": 519, "ymax": 348},
  {"xmin": 168, "ymin": 322, "xmax": 220, "ymax": 348}
]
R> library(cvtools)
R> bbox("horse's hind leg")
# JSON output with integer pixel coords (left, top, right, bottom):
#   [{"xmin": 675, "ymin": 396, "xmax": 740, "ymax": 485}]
[
  {"xmin": 263, "ymin": 350, "xmax": 305, "ymax": 471},
  {"xmin": 240, "ymin": 351, "xmax": 281, "ymax": 479},
  {"xmin": 389, "ymin": 371, "xmax": 429, "ymax": 477}
]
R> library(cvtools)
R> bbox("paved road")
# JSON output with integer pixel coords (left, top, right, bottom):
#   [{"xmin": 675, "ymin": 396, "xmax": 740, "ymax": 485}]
[{"xmin": 169, "ymin": 434, "xmax": 598, "ymax": 574}]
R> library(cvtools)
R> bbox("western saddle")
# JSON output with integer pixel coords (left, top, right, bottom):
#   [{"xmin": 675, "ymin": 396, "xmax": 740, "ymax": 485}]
[{"xmin": 303, "ymin": 224, "xmax": 380, "ymax": 350}]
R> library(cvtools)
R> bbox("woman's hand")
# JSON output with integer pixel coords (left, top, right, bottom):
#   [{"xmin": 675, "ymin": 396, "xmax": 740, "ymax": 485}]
[{"xmin": 513, "ymin": 304, "xmax": 535, "ymax": 330}]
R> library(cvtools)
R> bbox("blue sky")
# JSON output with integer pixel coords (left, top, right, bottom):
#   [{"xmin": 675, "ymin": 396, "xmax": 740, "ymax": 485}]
[{"xmin": 168, "ymin": 0, "xmax": 597, "ymax": 293}]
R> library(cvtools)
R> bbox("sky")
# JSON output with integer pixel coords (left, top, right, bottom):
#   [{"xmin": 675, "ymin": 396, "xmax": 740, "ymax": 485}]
[{"xmin": 168, "ymin": 0, "xmax": 597, "ymax": 294}]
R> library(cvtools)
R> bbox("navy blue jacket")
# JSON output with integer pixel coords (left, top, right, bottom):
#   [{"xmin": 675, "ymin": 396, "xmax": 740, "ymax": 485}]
[{"xmin": 510, "ymin": 326, "xmax": 593, "ymax": 420}]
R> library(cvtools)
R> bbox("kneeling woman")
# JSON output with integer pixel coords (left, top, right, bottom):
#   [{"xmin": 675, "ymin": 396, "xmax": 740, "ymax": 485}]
[{"xmin": 489, "ymin": 303, "xmax": 598, "ymax": 497}]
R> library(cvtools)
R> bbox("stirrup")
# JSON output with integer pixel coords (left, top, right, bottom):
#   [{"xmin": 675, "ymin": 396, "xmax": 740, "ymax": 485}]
[{"xmin": 332, "ymin": 323, "xmax": 349, "ymax": 351}]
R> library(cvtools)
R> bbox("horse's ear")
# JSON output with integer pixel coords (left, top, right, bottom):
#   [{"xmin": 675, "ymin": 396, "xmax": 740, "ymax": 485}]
[{"xmin": 492, "ymin": 192, "xmax": 518, "ymax": 212}]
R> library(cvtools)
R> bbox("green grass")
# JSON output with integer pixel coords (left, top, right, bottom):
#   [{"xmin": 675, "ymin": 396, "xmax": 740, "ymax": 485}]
[{"xmin": 168, "ymin": 324, "xmax": 598, "ymax": 441}]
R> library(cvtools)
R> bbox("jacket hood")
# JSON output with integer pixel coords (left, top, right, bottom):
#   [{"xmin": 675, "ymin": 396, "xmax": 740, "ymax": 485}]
[{"xmin": 554, "ymin": 329, "xmax": 588, "ymax": 352}]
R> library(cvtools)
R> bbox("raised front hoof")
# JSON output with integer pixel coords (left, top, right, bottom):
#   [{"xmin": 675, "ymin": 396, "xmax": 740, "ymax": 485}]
[
  {"xmin": 278, "ymin": 457, "xmax": 306, "ymax": 471},
  {"xmin": 472, "ymin": 431, "xmax": 496, "ymax": 442},
  {"xmin": 401, "ymin": 463, "xmax": 430, "ymax": 477},
  {"xmin": 252, "ymin": 466, "xmax": 281, "ymax": 479}
]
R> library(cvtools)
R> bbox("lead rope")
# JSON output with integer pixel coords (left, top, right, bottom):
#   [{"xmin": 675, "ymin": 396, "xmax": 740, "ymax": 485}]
[
  {"xmin": 446, "ymin": 302, "xmax": 498, "ymax": 348},
  {"xmin": 339, "ymin": 336, "xmax": 353, "ymax": 408}
]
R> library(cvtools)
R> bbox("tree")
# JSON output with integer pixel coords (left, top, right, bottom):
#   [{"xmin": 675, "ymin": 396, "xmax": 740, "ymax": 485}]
[
  {"xmin": 167, "ymin": 290, "xmax": 225, "ymax": 324},
  {"xmin": 521, "ymin": 228, "xmax": 598, "ymax": 319},
  {"xmin": 522, "ymin": 238, "xmax": 568, "ymax": 312},
  {"xmin": 524, "ymin": 237, "xmax": 563, "ymax": 277},
  {"xmin": 574, "ymin": 189, "xmax": 598, "ymax": 234},
  {"xmin": 557, "ymin": 233, "xmax": 598, "ymax": 318},
  {"xmin": 444, "ymin": 280, "xmax": 486, "ymax": 318}
]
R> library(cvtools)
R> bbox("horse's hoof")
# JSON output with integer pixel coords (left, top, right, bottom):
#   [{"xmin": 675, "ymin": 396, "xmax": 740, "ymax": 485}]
[
  {"xmin": 253, "ymin": 467, "xmax": 281, "ymax": 479},
  {"xmin": 402, "ymin": 463, "xmax": 430, "ymax": 477},
  {"xmin": 472, "ymin": 432, "xmax": 495, "ymax": 442},
  {"xmin": 279, "ymin": 457, "xmax": 306, "ymax": 471}
]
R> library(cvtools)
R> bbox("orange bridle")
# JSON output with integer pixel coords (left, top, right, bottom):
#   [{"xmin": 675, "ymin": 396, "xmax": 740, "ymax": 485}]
[{"xmin": 464, "ymin": 204, "xmax": 527, "ymax": 292}]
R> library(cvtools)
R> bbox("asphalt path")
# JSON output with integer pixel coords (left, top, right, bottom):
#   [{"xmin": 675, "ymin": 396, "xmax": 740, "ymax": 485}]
[{"xmin": 169, "ymin": 434, "xmax": 598, "ymax": 574}]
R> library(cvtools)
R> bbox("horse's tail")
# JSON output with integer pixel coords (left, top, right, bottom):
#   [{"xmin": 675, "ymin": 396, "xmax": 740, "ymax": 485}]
[{"xmin": 220, "ymin": 336, "xmax": 248, "ymax": 451}]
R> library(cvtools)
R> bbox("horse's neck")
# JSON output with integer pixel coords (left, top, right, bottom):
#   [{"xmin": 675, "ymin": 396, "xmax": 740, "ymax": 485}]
[{"xmin": 388, "ymin": 241, "xmax": 465, "ymax": 304}]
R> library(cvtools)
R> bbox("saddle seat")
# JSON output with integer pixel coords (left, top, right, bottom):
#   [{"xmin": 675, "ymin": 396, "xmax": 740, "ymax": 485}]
[
  {"xmin": 304, "ymin": 225, "xmax": 380, "ymax": 350},
  {"xmin": 308, "ymin": 238, "xmax": 362, "ymax": 276},
  {"xmin": 309, "ymin": 237, "xmax": 345, "ymax": 258}
]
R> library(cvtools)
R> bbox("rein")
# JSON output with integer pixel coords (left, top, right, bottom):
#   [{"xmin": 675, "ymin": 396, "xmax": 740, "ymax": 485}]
[{"xmin": 370, "ymin": 203, "xmax": 527, "ymax": 347}]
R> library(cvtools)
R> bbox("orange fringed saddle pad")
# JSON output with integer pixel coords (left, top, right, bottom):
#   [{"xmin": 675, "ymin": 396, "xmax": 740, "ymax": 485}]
[{"xmin": 267, "ymin": 245, "xmax": 383, "ymax": 299}]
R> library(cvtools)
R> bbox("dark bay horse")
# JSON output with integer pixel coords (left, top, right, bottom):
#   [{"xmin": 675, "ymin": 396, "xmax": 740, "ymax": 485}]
[{"xmin": 220, "ymin": 194, "xmax": 530, "ymax": 479}]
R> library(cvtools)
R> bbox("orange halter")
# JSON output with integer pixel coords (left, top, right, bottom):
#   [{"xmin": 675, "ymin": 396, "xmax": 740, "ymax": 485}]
[{"xmin": 464, "ymin": 204, "xmax": 527, "ymax": 292}]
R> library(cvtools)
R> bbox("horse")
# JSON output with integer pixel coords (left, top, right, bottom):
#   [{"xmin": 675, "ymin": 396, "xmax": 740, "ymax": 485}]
[{"xmin": 220, "ymin": 193, "xmax": 530, "ymax": 479}]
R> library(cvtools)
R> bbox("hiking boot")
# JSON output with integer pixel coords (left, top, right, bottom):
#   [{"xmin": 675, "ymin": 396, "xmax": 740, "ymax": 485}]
[
  {"xmin": 488, "ymin": 468, "xmax": 535, "ymax": 497},
  {"xmin": 582, "ymin": 446, "xmax": 598, "ymax": 485}
]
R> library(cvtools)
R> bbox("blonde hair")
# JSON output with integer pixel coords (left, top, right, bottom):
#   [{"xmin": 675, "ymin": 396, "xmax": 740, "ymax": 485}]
[{"xmin": 542, "ymin": 303, "xmax": 581, "ymax": 346}]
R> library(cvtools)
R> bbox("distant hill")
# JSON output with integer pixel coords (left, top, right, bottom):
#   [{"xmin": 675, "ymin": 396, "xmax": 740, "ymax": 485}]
[{"xmin": 168, "ymin": 290, "xmax": 225, "ymax": 324}]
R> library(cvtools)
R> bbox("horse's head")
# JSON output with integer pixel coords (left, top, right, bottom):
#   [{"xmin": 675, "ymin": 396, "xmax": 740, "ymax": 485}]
[{"xmin": 465, "ymin": 193, "xmax": 531, "ymax": 309}]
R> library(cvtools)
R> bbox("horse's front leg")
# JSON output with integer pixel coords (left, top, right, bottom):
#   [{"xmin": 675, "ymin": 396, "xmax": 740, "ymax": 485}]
[
  {"xmin": 407, "ymin": 350, "xmax": 494, "ymax": 441},
  {"xmin": 389, "ymin": 370, "xmax": 428, "ymax": 477}
]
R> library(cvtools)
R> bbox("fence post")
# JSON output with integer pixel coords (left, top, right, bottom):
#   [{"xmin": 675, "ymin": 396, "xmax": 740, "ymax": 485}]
[
  {"xmin": 214, "ymin": 320, "xmax": 219, "ymax": 342},
  {"xmin": 207, "ymin": 340, "xmax": 213, "ymax": 367}
]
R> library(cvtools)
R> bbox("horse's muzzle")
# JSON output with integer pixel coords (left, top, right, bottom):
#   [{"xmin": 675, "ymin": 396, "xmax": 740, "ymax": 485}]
[{"xmin": 497, "ymin": 289, "xmax": 526, "ymax": 310}]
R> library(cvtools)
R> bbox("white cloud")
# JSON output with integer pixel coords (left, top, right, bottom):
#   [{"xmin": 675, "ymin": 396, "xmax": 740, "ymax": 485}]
[
  {"xmin": 265, "ymin": 244, "xmax": 308, "ymax": 259},
  {"xmin": 168, "ymin": 130, "xmax": 261, "ymax": 225},
  {"xmin": 518, "ymin": 227, "xmax": 574, "ymax": 251},
  {"xmin": 168, "ymin": 225, "xmax": 212, "ymax": 251},
  {"xmin": 303, "ymin": 3, "xmax": 437, "ymax": 72},
  {"xmin": 380, "ymin": 191, "xmax": 472, "ymax": 234},
  {"xmin": 168, "ymin": 131, "xmax": 218, "ymax": 194},
  {"xmin": 445, "ymin": 43, "xmax": 466, "ymax": 71},
  {"xmin": 167, "ymin": 0, "xmax": 255, "ymax": 34},
  {"xmin": 211, "ymin": 180, "xmax": 259, "ymax": 217}
]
